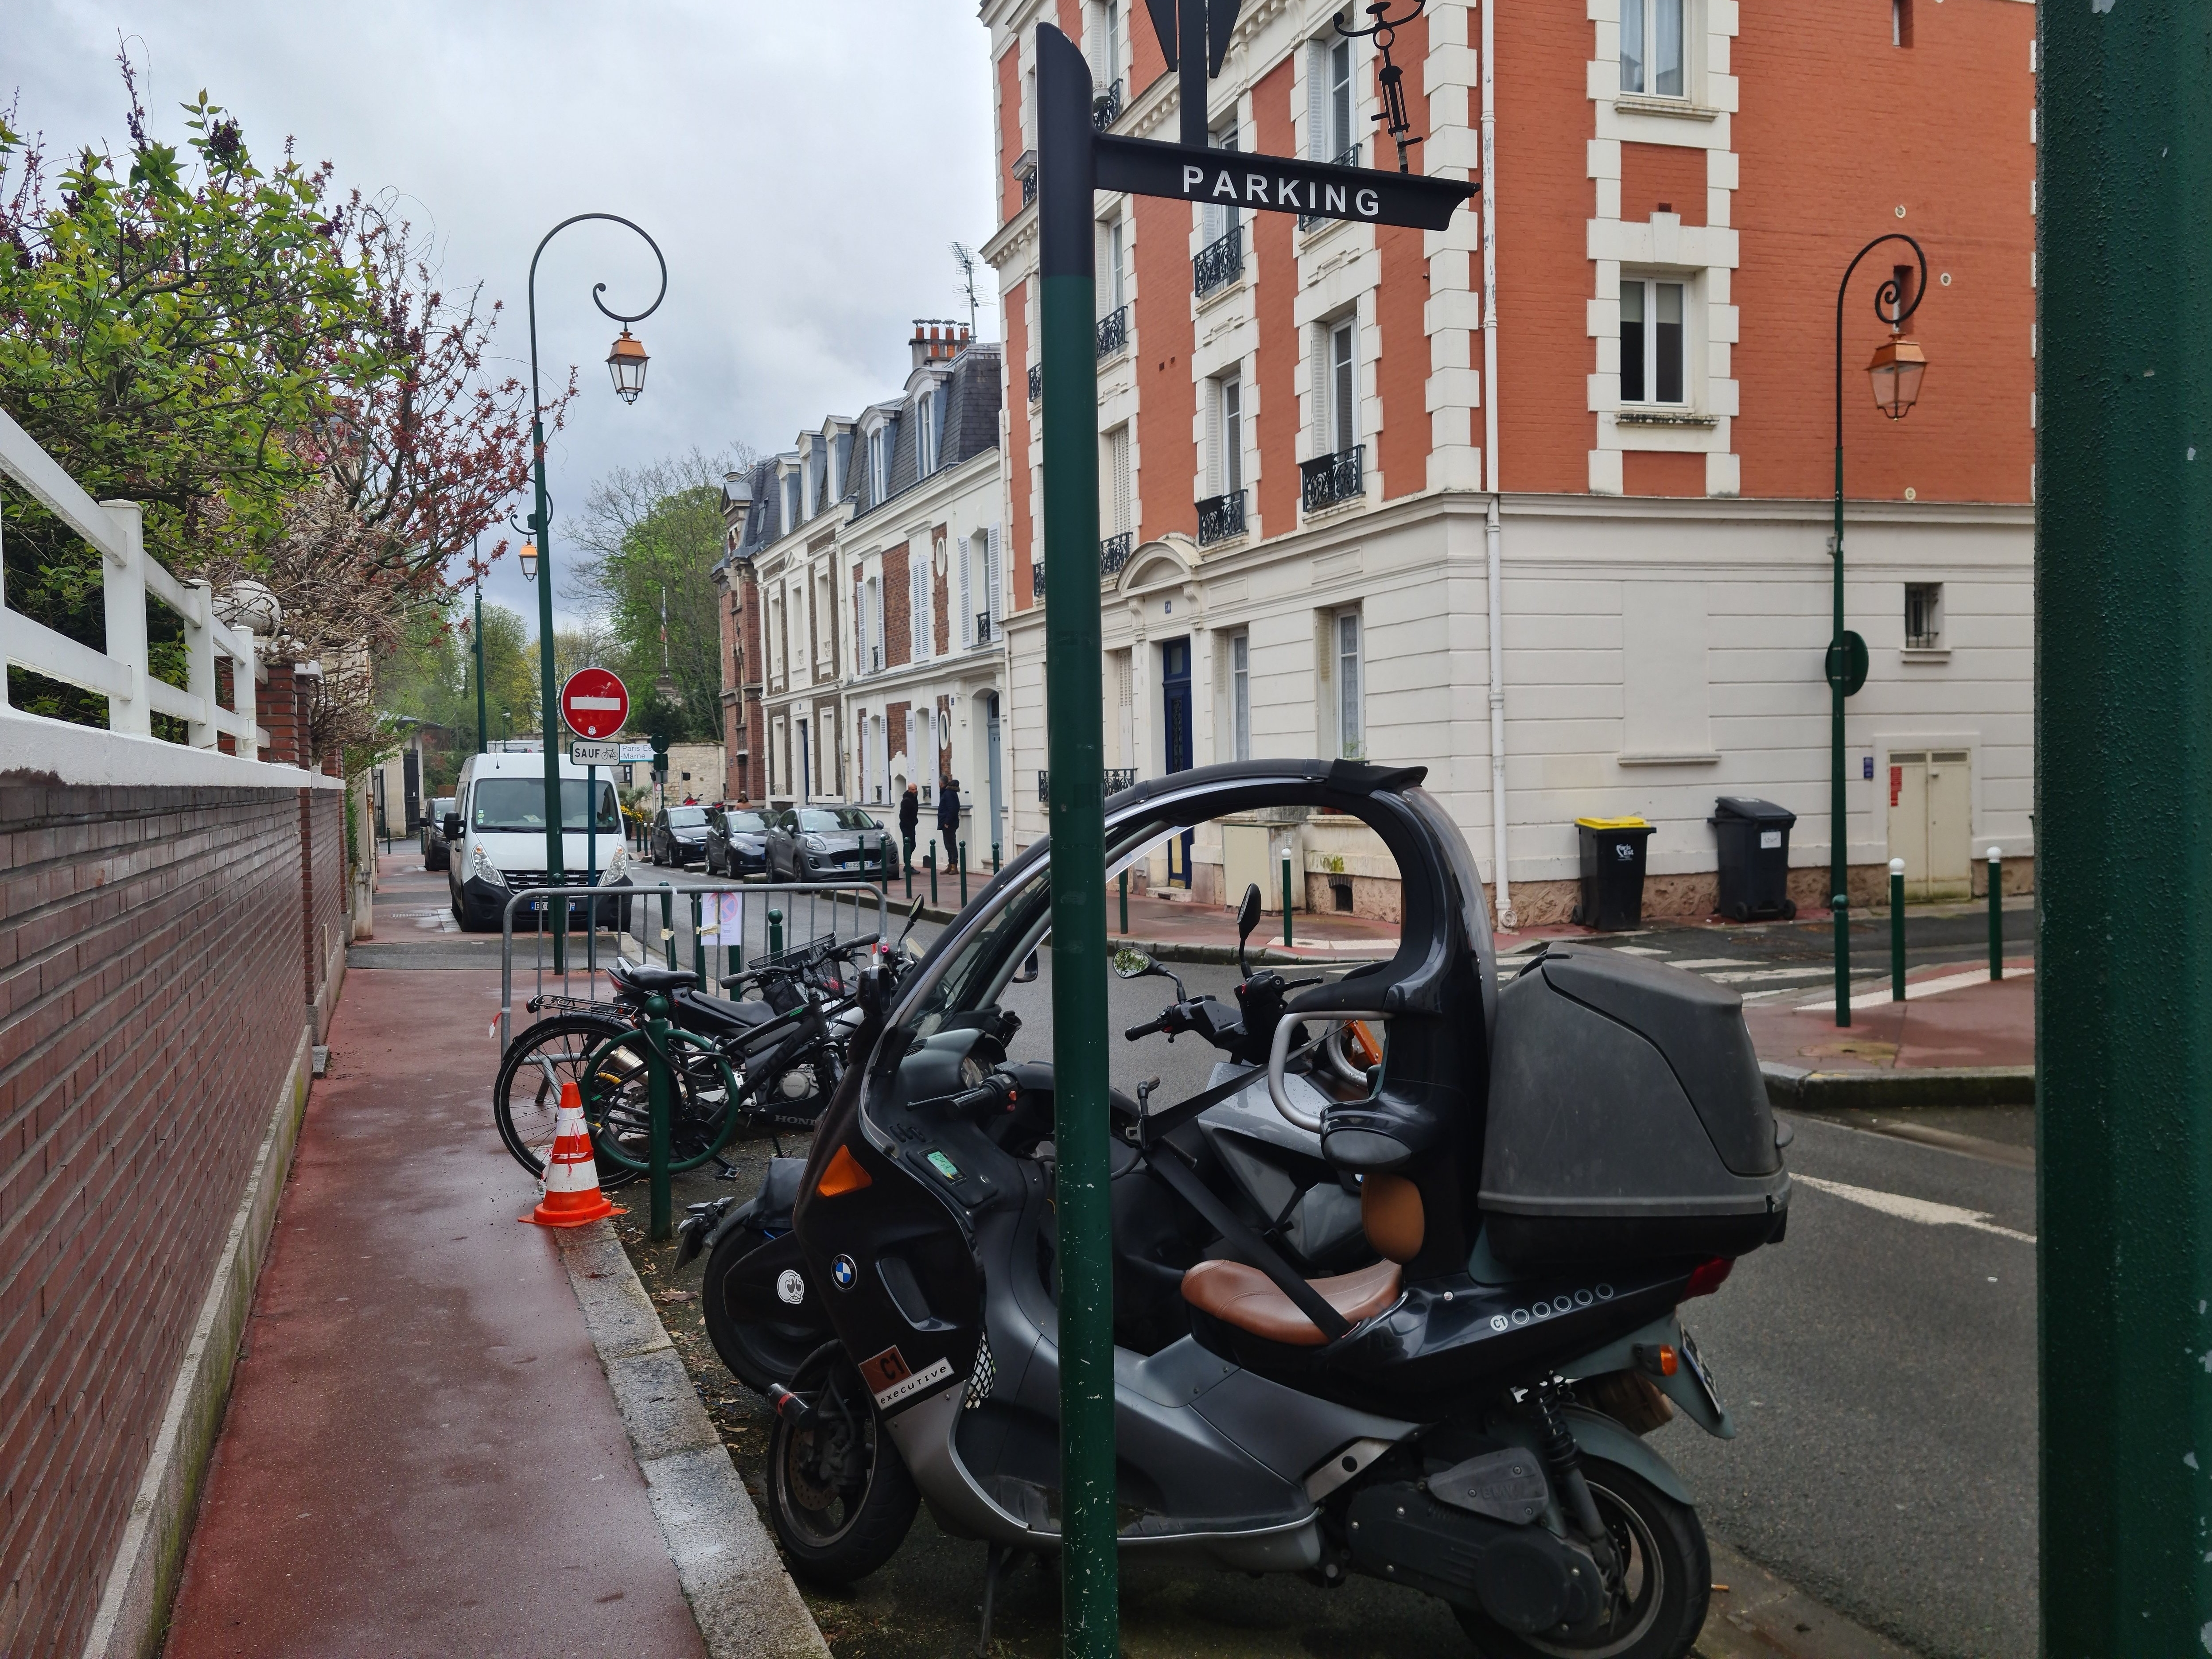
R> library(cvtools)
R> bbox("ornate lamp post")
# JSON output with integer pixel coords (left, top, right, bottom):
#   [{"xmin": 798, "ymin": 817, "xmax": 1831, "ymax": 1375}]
[
  {"xmin": 522, "ymin": 214, "xmax": 666, "ymax": 968},
  {"xmin": 472, "ymin": 532, "xmax": 488, "ymax": 756},
  {"xmin": 1828, "ymin": 234, "xmax": 1928, "ymax": 1023}
]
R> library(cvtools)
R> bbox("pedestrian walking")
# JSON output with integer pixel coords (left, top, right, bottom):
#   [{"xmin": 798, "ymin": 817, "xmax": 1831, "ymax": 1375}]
[
  {"xmin": 898, "ymin": 782, "xmax": 920, "ymax": 872},
  {"xmin": 937, "ymin": 777, "xmax": 962, "ymax": 869}
]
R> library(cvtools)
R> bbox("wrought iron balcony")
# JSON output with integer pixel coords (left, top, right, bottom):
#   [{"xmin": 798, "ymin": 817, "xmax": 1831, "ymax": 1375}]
[
  {"xmin": 1037, "ymin": 767, "xmax": 1139, "ymax": 803},
  {"xmin": 1193, "ymin": 225, "xmax": 1244, "ymax": 299},
  {"xmin": 1197, "ymin": 489, "xmax": 1247, "ymax": 546},
  {"xmin": 1022, "ymin": 171, "xmax": 1037, "ymax": 208},
  {"xmin": 1027, "ymin": 363, "xmax": 1041, "ymax": 404},
  {"xmin": 1092, "ymin": 80, "xmax": 1123, "ymax": 131},
  {"xmin": 974, "ymin": 612, "xmax": 994, "ymax": 645},
  {"xmin": 1096, "ymin": 304, "xmax": 1129, "ymax": 360},
  {"xmin": 1301, "ymin": 444, "xmax": 1366, "ymax": 514},
  {"xmin": 1298, "ymin": 146, "xmax": 1364, "ymax": 232},
  {"xmin": 1100, "ymin": 531, "xmax": 1134, "ymax": 577}
]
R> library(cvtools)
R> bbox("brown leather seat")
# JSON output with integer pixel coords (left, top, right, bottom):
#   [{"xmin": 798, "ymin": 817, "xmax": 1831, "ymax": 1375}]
[{"xmin": 1180, "ymin": 1258, "xmax": 1403, "ymax": 1348}]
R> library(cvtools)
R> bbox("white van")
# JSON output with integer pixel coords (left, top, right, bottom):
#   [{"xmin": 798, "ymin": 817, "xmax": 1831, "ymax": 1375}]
[{"xmin": 445, "ymin": 750, "xmax": 634, "ymax": 933}]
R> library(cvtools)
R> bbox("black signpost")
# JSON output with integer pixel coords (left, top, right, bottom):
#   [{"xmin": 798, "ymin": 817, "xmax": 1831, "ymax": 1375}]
[{"xmin": 1032, "ymin": 5, "xmax": 1473, "ymax": 1651}]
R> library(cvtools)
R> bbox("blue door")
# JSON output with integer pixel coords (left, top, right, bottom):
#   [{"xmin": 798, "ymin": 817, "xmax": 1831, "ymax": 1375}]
[{"xmin": 1161, "ymin": 639, "xmax": 1193, "ymax": 886}]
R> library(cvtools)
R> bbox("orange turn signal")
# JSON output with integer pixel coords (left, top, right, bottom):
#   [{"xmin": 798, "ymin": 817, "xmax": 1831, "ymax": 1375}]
[
  {"xmin": 1656, "ymin": 1344, "xmax": 1678, "ymax": 1376},
  {"xmin": 816, "ymin": 1144, "xmax": 873, "ymax": 1198}
]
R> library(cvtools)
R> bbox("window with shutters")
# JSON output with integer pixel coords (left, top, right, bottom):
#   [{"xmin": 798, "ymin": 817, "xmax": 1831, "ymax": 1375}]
[
  {"xmin": 1311, "ymin": 318, "xmax": 1359, "ymax": 456},
  {"xmin": 1230, "ymin": 631, "xmax": 1251, "ymax": 761},
  {"xmin": 1336, "ymin": 610, "xmax": 1364, "ymax": 760},
  {"xmin": 985, "ymin": 525, "xmax": 1002, "ymax": 637},
  {"xmin": 1201, "ymin": 124, "xmax": 1240, "ymax": 247},
  {"xmin": 958, "ymin": 530, "xmax": 975, "ymax": 647},
  {"xmin": 1306, "ymin": 36, "xmax": 1358, "ymax": 166},
  {"xmin": 1108, "ymin": 426, "xmax": 1132, "ymax": 534},
  {"xmin": 917, "ymin": 393, "xmax": 937, "ymax": 478},
  {"xmin": 1209, "ymin": 373, "xmax": 1243, "ymax": 497}
]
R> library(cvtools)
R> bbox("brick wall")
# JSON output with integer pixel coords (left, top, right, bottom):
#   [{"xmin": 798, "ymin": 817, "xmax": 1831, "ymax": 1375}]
[
  {"xmin": 0, "ymin": 780, "xmax": 341, "ymax": 1657},
  {"xmin": 883, "ymin": 544, "xmax": 912, "ymax": 667}
]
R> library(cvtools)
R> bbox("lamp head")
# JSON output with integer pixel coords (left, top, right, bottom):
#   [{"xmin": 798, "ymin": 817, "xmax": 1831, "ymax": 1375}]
[
  {"xmin": 607, "ymin": 328, "xmax": 649, "ymax": 404},
  {"xmin": 1867, "ymin": 331, "xmax": 1928, "ymax": 420},
  {"xmin": 520, "ymin": 541, "xmax": 539, "ymax": 582}
]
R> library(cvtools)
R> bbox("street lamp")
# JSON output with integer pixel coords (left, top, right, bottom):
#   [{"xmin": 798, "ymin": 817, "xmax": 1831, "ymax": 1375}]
[
  {"xmin": 523, "ymin": 213, "xmax": 667, "ymax": 971},
  {"xmin": 1827, "ymin": 233, "xmax": 1928, "ymax": 1026},
  {"xmin": 472, "ymin": 532, "xmax": 488, "ymax": 755},
  {"xmin": 519, "ymin": 540, "xmax": 539, "ymax": 582}
]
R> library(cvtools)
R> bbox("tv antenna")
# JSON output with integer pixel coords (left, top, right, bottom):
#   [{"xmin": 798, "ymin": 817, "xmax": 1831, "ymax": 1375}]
[{"xmin": 950, "ymin": 242, "xmax": 980, "ymax": 336}]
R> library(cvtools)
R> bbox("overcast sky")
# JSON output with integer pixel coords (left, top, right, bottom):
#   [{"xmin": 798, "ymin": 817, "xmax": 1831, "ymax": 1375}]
[{"xmin": 12, "ymin": 0, "xmax": 1001, "ymax": 632}]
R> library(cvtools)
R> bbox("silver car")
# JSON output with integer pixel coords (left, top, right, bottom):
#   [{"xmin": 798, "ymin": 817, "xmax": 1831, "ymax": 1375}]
[{"xmin": 763, "ymin": 806, "xmax": 895, "ymax": 883}]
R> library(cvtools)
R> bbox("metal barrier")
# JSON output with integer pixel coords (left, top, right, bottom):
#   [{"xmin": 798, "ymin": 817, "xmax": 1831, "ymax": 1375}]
[{"xmin": 497, "ymin": 878, "xmax": 890, "ymax": 1053}]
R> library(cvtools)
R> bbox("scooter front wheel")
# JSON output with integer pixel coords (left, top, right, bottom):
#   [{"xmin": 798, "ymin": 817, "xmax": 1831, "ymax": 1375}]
[
  {"xmin": 767, "ymin": 1343, "xmax": 920, "ymax": 1585},
  {"xmin": 1452, "ymin": 1458, "xmax": 1708, "ymax": 1659}
]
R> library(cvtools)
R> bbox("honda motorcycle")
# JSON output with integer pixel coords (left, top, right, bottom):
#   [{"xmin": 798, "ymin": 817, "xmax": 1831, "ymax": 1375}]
[{"xmin": 716, "ymin": 760, "xmax": 1789, "ymax": 1658}]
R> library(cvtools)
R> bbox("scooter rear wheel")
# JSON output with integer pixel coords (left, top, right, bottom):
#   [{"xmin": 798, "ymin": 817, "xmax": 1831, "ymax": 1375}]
[
  {"xmin": 767, "ymin": 1344, "xmax": 920, "ymax": 1585},
  {"xmin": 1451, "ymin": 1458, "xmax": 1708, "ymax": 1659}
]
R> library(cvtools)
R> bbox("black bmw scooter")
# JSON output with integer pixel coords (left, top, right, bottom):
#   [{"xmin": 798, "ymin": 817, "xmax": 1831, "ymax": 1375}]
[{"xmin": 742, "ymin": 761, "xmax": 1789, "ymax": 1658}]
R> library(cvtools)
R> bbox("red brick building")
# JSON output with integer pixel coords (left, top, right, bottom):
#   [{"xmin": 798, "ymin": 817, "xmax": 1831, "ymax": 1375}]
[{"xmin": 982, "ymin": 0, "xmax": 2033, "ymax": 923}]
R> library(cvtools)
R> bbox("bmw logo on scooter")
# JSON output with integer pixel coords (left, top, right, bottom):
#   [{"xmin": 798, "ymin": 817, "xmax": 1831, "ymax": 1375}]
[{"xmin": 830, "ymin": 1254, "xmax": 858, "ymax": 1290}]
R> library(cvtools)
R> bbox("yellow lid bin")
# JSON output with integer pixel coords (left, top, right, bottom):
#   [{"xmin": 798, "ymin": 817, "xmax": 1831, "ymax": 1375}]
[{"xmin": 1573, "ymin": 816, "xmax": 1657, "ymax": 930}]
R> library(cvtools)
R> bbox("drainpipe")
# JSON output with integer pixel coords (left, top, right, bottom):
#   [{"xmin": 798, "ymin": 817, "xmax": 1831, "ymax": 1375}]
[{"xmin": 1481, "ymin": 0, "xmax": 1515, "ymax": 929}]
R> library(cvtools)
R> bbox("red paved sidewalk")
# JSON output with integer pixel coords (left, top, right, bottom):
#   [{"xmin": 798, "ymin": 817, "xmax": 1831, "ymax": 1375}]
[
  {"xmin": 164, "ymin": 878, "xmax": 705, "ymax": 1656},
  {"xmin": 1745, "ymin": 962, "xmax": 2035, "ymax": 1072}
]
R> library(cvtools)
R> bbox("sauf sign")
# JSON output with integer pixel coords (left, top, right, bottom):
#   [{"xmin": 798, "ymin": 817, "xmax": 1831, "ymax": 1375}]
[{"xmin": 1026, "ymin": 4, "xmax": 1475, "ymax": 1657}]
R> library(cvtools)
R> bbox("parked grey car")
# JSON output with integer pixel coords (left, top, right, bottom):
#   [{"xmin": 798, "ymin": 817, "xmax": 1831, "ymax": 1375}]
[
  {"xmin": 763, "ymin": 806, "xmax": 894, "ymax": 883},
  {"xmin": 421, "ymin": 796, "xmax": 457, "ymax": 871}
]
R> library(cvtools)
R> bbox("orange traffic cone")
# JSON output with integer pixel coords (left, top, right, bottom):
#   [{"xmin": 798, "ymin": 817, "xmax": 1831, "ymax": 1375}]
[{"xmin": 522, "ymin": 1079, "xmax": 624, "ymax": 1227}]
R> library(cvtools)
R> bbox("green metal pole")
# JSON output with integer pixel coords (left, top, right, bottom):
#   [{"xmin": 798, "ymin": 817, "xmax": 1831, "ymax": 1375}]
[
  {"xmin": 959, "ymin": 839, "xmax": 968, "ymax": 908},
  {"xmin": 1037, "ymin": 25, "xmax": 1116, "ymax": 1653},
  {"xmin": 1889, "ymin": 858, "xmax": 1906, "ymax": 1001},
  {"xmin": 692, "ymin": 891, "xmax": 706, "ymax": 983},
  {"xmin": 904, "ymin": 844, "xmax": 913, "ymax": 900},
  {"xmin": 646, "ymin": 997, "xmax": 673, "ymax": 1241},
  {"xmin": 1987, "ymin": 847, "xmax": 2002, "ymax": 981},
  {"xmin": 993, "ymin": 841, "xmax": 1002, "ymax": 872},
  {"xmin": 767, "ymin": 905, "xmax": 783, "ymax": 960},
  {"xmin": 473, "ymin": 552, "xmax": 487, "ymax": 757},
  {"xmin": 927, "ymin": 847, "xmax": 937, "ymax": 907},
  {"xmin": 660, "ymin": 888, "xmax": 675, "ymax": 969},
  {"xmin": 532, "ymin": 429, "xmax": 566, "ymax": 976},
  {"xmin": 1119, "ymin": 867, "xmax": 1129, "ymax": 935},
  {"xmin": 1282, "ymin": 848, "xmax": 1294, "ymax": 949},
  {"xmin": 2041, "ymin": 8, "xmax": 2212, "ymax": 1649}
]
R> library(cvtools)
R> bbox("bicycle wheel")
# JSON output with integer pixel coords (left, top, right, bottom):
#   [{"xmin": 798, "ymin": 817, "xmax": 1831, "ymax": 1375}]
[
  {"xmin": 580, "ymin": 1026, "xmax": 751, "ymax": 1174},
  {"xmin": 494, "ymin": 1013, "xmax": 647, "ymax": 1190}
]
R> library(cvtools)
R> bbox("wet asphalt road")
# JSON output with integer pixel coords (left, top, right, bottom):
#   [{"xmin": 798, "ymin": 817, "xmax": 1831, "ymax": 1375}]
[{"xmin": 578, "ymin": 859, "xmax": 2040, "ymax": 1656}]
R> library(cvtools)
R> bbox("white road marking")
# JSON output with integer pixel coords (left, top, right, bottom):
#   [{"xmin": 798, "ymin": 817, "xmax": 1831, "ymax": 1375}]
[
  {"xmin": 1668, "ymin": 958, "xmax": 1761, "ymax": 970},
  {"xmin": 1605, "ymin": 945, "xmax": 1670, "ymax": 956},
  {"xmin": 1796, "ymin": 1174, "xmax": 2035, "ymax": 1244},
  {"xmin": 1709, "ymin": 966, "xmax": 1838, "ymax": 984},
  {"xmin": 1798, "ymin": 963, "xmax": 2034, "ymax": 1013}
]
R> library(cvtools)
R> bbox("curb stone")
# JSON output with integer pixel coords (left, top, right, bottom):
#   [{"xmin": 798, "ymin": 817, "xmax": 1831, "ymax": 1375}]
[
  {"xmin": 1761, "ymin": 1061, "xmax": 2036, "ymax": 1112},
  {"xmin": 556, "ymin": 1222, "xmax": 831, "ymax": 1659}
]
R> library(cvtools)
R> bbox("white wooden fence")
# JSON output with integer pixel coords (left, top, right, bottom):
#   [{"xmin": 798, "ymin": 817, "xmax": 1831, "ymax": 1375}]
[{"xmin": 0, "ymin": 404, "xmax": 268, "ymax": 757}]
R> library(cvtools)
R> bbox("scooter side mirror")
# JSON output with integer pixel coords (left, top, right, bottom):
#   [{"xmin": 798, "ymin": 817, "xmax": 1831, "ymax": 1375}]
[
  {"xmin": 856, "ymin": 963, "xmax": 891, "ymax": 1026},
  {"xmin": 1236, "ymin": 882, "xmax": 1263, "ymax": 976},
  {"xmin": 1011, "ymin": 950, "xmax": 1041, "ymax": 984},
  {"xmin": 899, "ymin": 894, "xmax": 925, "ymax": 944},
  {"xmin": 1110, "ymin": 946, "xmax": 1157, "ymax": 980}
]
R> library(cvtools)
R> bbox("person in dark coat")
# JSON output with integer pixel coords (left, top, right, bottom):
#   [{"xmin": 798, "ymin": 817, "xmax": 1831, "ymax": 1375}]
[
  {"xmin": 937, "ymin": 778, "xmax": 962, "ymax": 867},
  {"xmin": 898, "ymin": 783, "xmax": 920, "ymax": 872}
]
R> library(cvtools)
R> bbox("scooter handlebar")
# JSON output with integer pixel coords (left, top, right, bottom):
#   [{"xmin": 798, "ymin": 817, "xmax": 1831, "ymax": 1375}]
[{"xmin": 1265, "ymin": 1008, "xmax": 1393, "ymax": 1134}]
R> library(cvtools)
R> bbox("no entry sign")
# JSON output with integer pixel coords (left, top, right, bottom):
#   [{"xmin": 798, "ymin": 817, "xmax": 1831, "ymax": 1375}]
[{"xmin": 559, "ymin": 668, "xmax": 629, "ymax": 739}]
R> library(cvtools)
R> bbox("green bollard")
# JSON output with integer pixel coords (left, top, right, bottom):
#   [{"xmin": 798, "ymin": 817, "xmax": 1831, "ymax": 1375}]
[
  {"xmin": 959, "ymin": 840, "xmax": 968, "ymax": 908},
  {"xmin": 692, "ymin": 892, "xmax": 706, "ymax": 983},
  {"xmin": 1889, "ymin": 858, "xmax": 1907, "ymax": 1001},
  {"xmin": 904, "ymin": 843, "xmax": 913, "ymax": 900},
  {"xmin": 879, "ymin": 834, "xmax": 890, "ymax": 895},
  {"xmin": 647, "ymin": 996, "xmax": 673, "ymax": 1241},
  {"xmin": 1831, "ymin": 894, "xmax": 1851, "ymax": 1026},
  {"xmin": 767, "ymin": 905, "xmax": 784, "ymax": 961},
  {"xmin": 993, "ymin": 841, "xmax": 1002, "ymax": 873},
  {"xmin": 1119, "ymin": 868, "xmax": 1129, "ymax": 936},
  {"xmin": 1281, "ymin": 849, "xmax": 1294, "ymax": 949},
  {"xmin": 660, "ymin": 887, "xmax": 676, "ymax": 969},
  {"xmin": 1987, "ymin": 847, "xmax": 2002, "ymax": 980},
  {"xmin": 928, "ymin": 847, "xmax": 937, "ymax": 907}
]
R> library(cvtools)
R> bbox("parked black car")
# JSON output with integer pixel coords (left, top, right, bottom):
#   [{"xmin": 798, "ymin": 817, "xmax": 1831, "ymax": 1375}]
[
  {"xmin": 421, "ymin": 796, "xmax": 456, "ymax": 871},
  {"xmin": 706, "ymin": 807, "xmax": 772, "ymax": 877},
  {"xmin": 763, "ymin": 805, "xmax": 894, "ymax": 882},
  {"xmin": 650, "ymin": 804, "xmax": 711, "ymax": 867}
]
